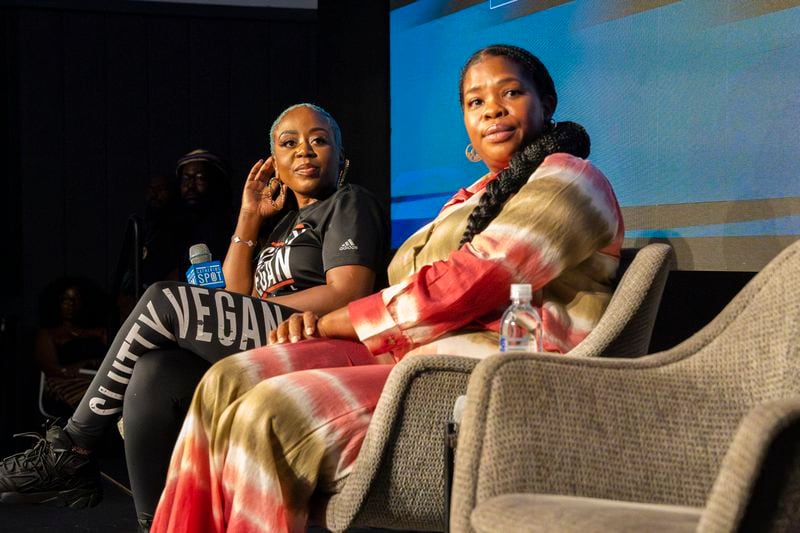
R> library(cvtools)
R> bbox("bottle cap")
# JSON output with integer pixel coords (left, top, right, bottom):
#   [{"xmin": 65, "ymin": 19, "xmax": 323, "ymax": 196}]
[{"xmin": 510, "ymin": 283, "xmax": 532, "ymax": 300}]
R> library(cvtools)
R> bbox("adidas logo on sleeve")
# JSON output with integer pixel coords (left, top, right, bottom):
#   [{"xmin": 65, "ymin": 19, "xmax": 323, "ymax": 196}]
[{"xmin": 339, "ymin": 238, "xmax": 358, "ymax": 251}]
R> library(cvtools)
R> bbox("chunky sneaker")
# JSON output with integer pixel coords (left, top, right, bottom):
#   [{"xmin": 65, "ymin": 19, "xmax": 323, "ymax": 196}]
[{"xmin": 0, "ymin": 425, "xmax": 102, "ymax": 508}]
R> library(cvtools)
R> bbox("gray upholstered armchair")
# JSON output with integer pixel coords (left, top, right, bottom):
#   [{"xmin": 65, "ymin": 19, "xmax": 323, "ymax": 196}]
[
  {"xmin": 451, "ymin": 239, "xmax": 800, "ymax": 533},
  {"xmin": 322, "ymin": 243, "xmax": 673, "ymax": 531}
]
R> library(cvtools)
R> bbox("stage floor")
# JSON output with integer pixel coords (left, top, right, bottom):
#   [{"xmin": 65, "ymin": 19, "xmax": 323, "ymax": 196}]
[
  {"xmin": 0, "ymin": 438, "xmax": 421, "ymax": 532},
  {"xmin": 1, "ymin": 474, "xmax": 138, "ymax": 532},
  {"xmin": 2, "ymin": 475, "xmax": 420, "ymax": 532}
]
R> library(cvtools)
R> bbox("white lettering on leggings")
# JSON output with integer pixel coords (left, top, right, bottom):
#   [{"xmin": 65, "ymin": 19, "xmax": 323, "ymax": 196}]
[
  {"xmin": 215, "ymin": 291, "xmax": 236, "ymax": 346},
  {"xmin": 89, "ymin": 286, "xmax": 192, "ymax": 417},
  {"xmin": 112, "ymin": 360, "xmax": 133, "ymax": 375},
  {"xmin": 239, "ymin": 298, "xmax": 261, "ymax": 350},
  {"xmin": 261, "ymin": 301, "xmax": 283, "ymax": 331},
  {"xmin": 138, "ymin": 300, "xmax": 175, "ymax": 341},
  {"xmin": 98, "ymin": 386, "xmax": 123, "ymax": 400},
  {"xmin": 127, "ymin": 322, "xmax": 157, "ymax": 350},
  {"xmin": 115, "ymin": 323, "xmax": 146, "ymax": 365},
  {"xmin": 108, "ymin": 371, "xmax": 130, "ymax": 385},
  {"xmin": 89, "ymin": 285, "xmax": 287, "ymax": 417},
  {"xmin": 162, "ymin": 286, "xmax": 190, "ymax": 338},
  {"xmin": 91, "ymin": 325, "xmax": 145, "ymax": 414},
  {"xmin": 89, "ymin": 397, "xmax": 122, "ymax": 416},
  {"xmin": 191, "ymin": 287, "xmax": 212, "ymax": 342}
]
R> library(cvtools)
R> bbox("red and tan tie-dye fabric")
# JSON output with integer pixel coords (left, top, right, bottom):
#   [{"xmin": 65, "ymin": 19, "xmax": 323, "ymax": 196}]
[
  {"xmin": 350, "ymin": 153, "xmax": 624, "ymax": 358},
  {"xmin": 152, "ymin": 153, "xmax": 624, "ymax": 532},
  {"xmin": 152, "ymin": 339, "xmax": 390, "ymax": 533}
]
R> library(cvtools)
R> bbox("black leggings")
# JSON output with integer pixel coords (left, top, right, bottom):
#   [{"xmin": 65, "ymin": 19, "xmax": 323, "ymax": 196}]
[
  {"xmin": 123, "ymin": 349, "xmax": 208, "ymax": 521},
  {"xmin": 63, "ymin": 281, "xmax": 294, "ymax": 518},
  {"xmin": 66, "ymin": 281, "xmax": 293, "ymax": 445}
]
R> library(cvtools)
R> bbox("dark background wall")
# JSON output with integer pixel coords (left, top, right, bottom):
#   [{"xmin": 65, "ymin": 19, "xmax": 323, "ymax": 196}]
[
  {"xmin": 0, "ymin": 0, "xmax": 389, "ymax": 443},
  {"xmin": 1, "ymin": 0, "xmax": 389, "ymax": 325}
]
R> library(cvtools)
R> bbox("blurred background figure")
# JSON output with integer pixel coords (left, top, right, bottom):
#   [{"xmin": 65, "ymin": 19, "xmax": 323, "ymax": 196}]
[
  {"xmin": 171, "ymin": 148, "xmax": 234, "ymax": 269},
  {"xmin": 139, "ymin": 174, "xmax": 180, "ymax": 288},
  {"xmin": 118, "ymin": 149, "xmax": 235, "ymax": 318},
  {"xmin": 145, "ymin": 149, "xmax": 234, "ymax": 283},
  {"xmin": 34, "ymin": 277, "xmax": 108, "ymax": 413}
]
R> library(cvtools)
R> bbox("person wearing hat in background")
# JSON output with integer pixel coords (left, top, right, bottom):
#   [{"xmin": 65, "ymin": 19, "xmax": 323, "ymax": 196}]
[
  {"xmin": 140, "ymin": 149, "xmax": 235, "ymax": 288},
  {"xmin": 117, "ymin": 149, "xmax": 235, "ymax": 321},
  {"xmin": 174, "ymin": 149, "xmax": 235, "ymax": 259}
]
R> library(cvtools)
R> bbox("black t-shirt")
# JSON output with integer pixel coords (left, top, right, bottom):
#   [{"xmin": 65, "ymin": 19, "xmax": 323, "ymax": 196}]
[{"xmin": 253, "ymin": 184, "xmax": 387, "ymax": 298}]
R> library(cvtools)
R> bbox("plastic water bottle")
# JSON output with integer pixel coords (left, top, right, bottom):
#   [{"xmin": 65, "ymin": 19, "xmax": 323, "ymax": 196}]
[{"xmin": 499, "ymin": 283, "xmax": 542, "ymax": 352}]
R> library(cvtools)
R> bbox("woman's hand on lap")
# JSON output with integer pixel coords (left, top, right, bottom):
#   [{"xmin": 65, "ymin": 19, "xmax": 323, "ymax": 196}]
[
  {"xmin": 269, "ymin": 311, "xmax": 320, "ymax": 344},
  {"xmin": 268, "ymin": 306, "xmax": 358, "ymax": 344}
]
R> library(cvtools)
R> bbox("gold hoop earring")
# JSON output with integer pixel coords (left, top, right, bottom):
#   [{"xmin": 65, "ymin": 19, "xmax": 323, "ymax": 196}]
[
  {"xmin": 270, "ymin": 180, "xmax": 285, "ymax": 211},
  {"xmin": 337, "ymin": 158, "xmax": 350, "ymax": 188},
  {"xmin": 465, "ymin": 143, "xmax": 482, "ymax": 163}
]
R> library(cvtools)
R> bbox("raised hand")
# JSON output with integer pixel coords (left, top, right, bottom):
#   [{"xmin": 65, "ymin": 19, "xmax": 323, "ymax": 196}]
[{"xmin": 241, "ymin": 157, "xmax": 286, "ymax": 219}]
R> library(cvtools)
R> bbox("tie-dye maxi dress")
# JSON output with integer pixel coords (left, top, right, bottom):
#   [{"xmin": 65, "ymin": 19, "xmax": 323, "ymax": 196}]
[{"xmin": 151, "ymin": 153, "xmax": 625, "ymax": 532}]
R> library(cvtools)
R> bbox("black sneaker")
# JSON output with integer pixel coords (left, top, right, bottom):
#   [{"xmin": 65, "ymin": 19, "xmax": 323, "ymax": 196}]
[{"xmin": 0, "ymin": 425, "xmax": 102, "ymax": 508}]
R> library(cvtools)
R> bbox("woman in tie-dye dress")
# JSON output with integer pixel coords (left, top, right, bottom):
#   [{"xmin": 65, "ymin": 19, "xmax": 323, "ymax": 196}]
[{"xmin": 151, "ymin": 44, "xmax": 625, "ymax": 533}]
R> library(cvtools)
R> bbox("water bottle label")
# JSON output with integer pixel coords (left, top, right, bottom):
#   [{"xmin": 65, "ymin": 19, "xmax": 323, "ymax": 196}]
[{"xmin": 499, "ymin": 336, "xmax": 535, "ymax": 352}]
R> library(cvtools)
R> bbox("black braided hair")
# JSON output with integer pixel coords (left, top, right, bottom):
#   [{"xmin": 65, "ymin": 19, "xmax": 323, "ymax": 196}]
[
  {"xmin": 458, "ymin": 44, "xmax": 587, "ymax": 246},
  {"xmin": 458, "ymin": 121, "xmax": 591, "ymax": 246}
]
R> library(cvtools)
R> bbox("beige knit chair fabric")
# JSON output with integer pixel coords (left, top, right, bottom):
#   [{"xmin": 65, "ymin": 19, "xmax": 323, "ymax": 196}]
[
  {"xmin": 451, "ymin": 239, "xmax": 800, "ymax": 533},
  {"xmin": 570, "ymin": 243, "xmax": 673, "ymax": 358},
  {"xmin": 322, "ymin": 244, "xmax": 673, "ymax": 531}
]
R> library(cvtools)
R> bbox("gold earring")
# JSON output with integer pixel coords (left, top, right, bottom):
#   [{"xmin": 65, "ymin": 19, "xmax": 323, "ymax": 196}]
[
  {"xmin": 337, "ymin": 159, "xmax": 350, "ymax": 188},
  {"xmin": 271, "ymin": 182, "xmax": 285, "ymax": 211},
  {"xmin": 465, "ymin": 143, "xmax": 482, "ymax": 163}
]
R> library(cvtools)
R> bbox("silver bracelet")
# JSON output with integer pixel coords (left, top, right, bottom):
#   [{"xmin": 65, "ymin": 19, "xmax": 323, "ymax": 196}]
[{"xmin": 232, "ymin": 235, "xmax": 256, "ymax": 248}]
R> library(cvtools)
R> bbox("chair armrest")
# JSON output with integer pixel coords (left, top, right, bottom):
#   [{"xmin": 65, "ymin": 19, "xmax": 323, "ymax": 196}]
[
  {"xmin": 572, "ymin": 243, "xmax": 673, "ymax": 358},
  {"xmin": 325, "ymin": 354, "xmax": 479, "ymax": 532},
  {"xmin": 699, "ymin": 397, "xmax": 800, "ymax": 533},
  {"xmin": 450, "ymin": 351, "xmax": 740, "ymax": 533}
]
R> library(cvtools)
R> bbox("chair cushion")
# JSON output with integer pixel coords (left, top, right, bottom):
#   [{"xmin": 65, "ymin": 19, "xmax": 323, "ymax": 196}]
[{"xmin": 471, "ymin": 494, "xmax": 702, "ymax": 532}]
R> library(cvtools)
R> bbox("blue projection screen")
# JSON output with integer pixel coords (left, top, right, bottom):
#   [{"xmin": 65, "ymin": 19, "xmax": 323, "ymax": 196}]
[{"xmin": 390, "ymin": 0, "xmax": 800, "ymax": 271}]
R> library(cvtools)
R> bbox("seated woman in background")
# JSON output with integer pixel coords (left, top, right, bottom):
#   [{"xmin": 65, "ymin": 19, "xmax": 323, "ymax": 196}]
[
  {"xmin": 151, "ymin": 44, "xmax": 624, "ymax": 532},
  {"xmin": 0, "ymin": 104, "xmax": 388, "ymax": 530},
  {"xmin": 34, "ymin": 278, "xmax": 108, "ymax": 411}
]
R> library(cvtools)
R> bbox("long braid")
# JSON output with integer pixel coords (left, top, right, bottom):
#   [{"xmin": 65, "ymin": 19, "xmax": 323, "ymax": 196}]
[{"xmin": 459, "ymin": 121, "xmax": 591, "ymax": 246}]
